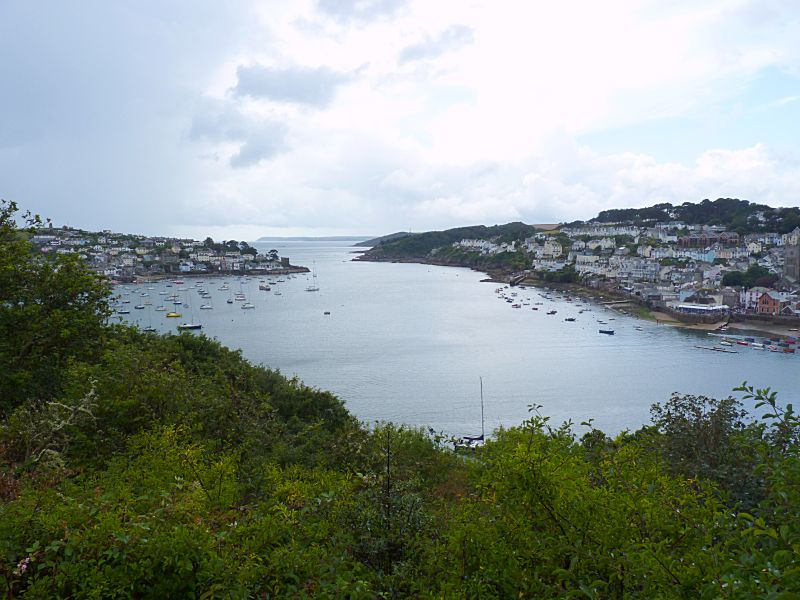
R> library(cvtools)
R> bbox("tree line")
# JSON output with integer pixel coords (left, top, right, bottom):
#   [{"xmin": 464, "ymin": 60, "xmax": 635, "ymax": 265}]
[{"xmin": 593, "ymin": 198, "xmax": 800, "ymax": 234}]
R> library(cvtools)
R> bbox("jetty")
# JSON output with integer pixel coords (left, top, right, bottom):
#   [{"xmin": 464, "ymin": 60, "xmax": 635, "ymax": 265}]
[{"xmin": 694, "ymin": 345, "xmax": 738, "ymax": 354}]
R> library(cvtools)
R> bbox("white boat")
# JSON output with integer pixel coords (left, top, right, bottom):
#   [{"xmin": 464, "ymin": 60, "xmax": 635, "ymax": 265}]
[
  {"xmin": 305, "ymin": 263, "xmax": 320, "ymax": 292},
  {"xmin": 241, "ymin": 302, "xmax": 255, "ymax": 309},
  {"xmin": 177, "ymin": 323, "xmax": 202, "ymax": 330},
  {"xmin": 199, "ymin": 304, "xmax": 213, "ymax": 310},
  {"xmin": 456, "ymin": 377, "xmax": 486, "ymax": 449}
]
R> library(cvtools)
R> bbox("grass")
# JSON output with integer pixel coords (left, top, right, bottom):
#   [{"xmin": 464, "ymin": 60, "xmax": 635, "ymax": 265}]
[{"xmin": 628, "ymin": 305, "xmax": 658, "ymax": 321}]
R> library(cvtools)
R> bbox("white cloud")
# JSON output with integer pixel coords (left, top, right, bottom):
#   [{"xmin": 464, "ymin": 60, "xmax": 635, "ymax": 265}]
[
  {"xmin": 398, "ymin": 24, "xmax": 473, "ymax": 63},
  {"xmin": 232, "ymin": 64, "xmax": 351, "ymax": 106}
]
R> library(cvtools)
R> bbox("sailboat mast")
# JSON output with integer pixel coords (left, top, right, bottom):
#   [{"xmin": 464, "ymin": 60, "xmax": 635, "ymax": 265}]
[{"xmin": 480, "ymin": 376, "xmax": 484, "ymax": 439}]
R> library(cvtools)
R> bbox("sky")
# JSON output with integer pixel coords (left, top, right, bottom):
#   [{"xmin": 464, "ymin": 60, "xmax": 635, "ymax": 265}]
[{"xmin": 1, "ymin": 0, "xmax": 800, "ymax": 240}]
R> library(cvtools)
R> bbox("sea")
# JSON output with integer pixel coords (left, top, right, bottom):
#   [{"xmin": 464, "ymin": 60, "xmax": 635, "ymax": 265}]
[{"xmin": 114, "ymin": 241, "xmax": 798, "ymax": 438}]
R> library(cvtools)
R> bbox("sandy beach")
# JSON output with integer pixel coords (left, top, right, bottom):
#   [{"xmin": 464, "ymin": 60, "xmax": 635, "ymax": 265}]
[{"xmin": 646, "ymin": 310, "xmax": 799, "ymax": 337}]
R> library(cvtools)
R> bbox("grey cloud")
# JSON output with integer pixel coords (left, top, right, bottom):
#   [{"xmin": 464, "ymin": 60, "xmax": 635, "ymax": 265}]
[
  {"xmin": 399, "ymin": 25, "xmax": 473, "ymax": 63},
  {"xmin": 190, "ymin": 102, "xmax": 247, "ymax": 142},
  {"xmin": 0, "ymin": 0, "xmax": 259, "ymax": 234},
  {"xmin": 190, "ymin": 99, "xmax": 287, "ymax": 168},
  {"xmin": 230, "ymin": 123, "xmax": 287, "ymax": 168},
  {"xmin": 232, "ymin": 65, "xmax": 349, "ymax": 107},
  {"xmin": 316, "ymin": 0, "xmax": 406, "ymax": 23}
]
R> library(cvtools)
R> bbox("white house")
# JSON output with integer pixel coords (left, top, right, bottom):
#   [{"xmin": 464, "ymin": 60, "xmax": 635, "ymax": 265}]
[{"xmin": 543, "ymin": 239, "xmax": 563, "ymax": 257}]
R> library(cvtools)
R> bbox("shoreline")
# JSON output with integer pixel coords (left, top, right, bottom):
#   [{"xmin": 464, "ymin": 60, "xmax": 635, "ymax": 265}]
[
  {"xmin": 116, "ymin": 266, "xmax": 310, "ymax": 284},
  {"xmin": 356, "ymin": 254, "xmax": 800, "ymax": 338}
]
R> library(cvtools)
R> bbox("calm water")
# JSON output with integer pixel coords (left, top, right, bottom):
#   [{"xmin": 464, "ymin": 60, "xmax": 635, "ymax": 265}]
[{"xmin": 116, "ymin": 242, "xmax": 798, "ymax": 437}]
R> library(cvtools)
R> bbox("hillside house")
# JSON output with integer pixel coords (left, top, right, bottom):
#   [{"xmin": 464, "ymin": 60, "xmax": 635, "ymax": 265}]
[{"xmin": 757, "ymin": 291, "xmax": 784, "ymax": 315}]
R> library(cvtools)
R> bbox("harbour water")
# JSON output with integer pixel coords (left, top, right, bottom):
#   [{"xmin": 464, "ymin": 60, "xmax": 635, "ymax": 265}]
[{"xmin": 116, "ymin": 241, "xmax": 798, "ymax": 437}]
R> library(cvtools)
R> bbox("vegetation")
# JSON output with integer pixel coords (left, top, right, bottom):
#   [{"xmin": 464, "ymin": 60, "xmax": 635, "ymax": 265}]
[
  {"xmin": 593, "ymin": 197, "xmax": 800, "ymax": 234},
  {"xmin": 355, "ymin": 231, "xmax": 415, "ymax": 247},
  {"xmin": 722, "ymin": 264, "xmax": 778, "ymax": 288},
  {"xmin": 363, "ymin": 222, "xmax": 540, "ymax": 261},
  {"xmin": 0, "ymin": 202, "xmax": 111, "ymax": 416},
  {"xmin": 3, "ymin": 200, "xmax": 800, "ymax": 597},
  {"xmin": 539, "ymin": 263, "xmax": 580, "ymax": 283},
  {"xmin": 202, "ymin": 237, "xmax": 258, "ymax": 257}
]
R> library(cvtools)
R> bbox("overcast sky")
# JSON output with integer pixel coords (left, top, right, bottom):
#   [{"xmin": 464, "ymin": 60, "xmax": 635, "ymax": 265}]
[{"xmin": 2, "ymin": 0, "xmax": 800, "ymax": 239}]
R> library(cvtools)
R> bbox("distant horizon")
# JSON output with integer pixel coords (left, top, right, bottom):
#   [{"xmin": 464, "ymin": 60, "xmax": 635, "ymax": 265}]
[
  {"xmin": 32, "ymin": 197, "xmax": 799, "ymax": 243},
  {"xmin": 255, "ymin": 235, "xmax": 376, "ymax": 242}
]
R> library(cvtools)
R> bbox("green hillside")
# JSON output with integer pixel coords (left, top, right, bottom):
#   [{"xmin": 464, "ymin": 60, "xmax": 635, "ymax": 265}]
[
  {"xmin": 593, "ymin": 197, "xmax": 800, "ymax": 233},
  {"xmin": 361, "ymin": 222, "xmax": 540, "ymax": 260}
]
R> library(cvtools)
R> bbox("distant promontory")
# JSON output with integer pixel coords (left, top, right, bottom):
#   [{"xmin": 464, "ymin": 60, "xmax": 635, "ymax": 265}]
[{"xmin": 256, "ymin": 235, "xmax": 374, "ymax": 242}]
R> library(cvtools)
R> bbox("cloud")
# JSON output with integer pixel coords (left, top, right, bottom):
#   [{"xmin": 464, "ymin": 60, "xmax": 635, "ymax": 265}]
[
  {"xmin": 229, "ymin": 123, "xmax": 288, "ymax": 168},
  {"xmin": 371, "ymin": 138, "xmax": 800, "ymax": 228},
  {"xmin": 2, "ymin": 0, "xmax": 800, "ymax": 240},
  {"xmin": 316, "ymin": 0, "xmax": 406, "ymax": 23},
  {"xmin": 232, "ymin": 64, "xmax": 349, "ymax": 107},
  {"xmin": 189, "ymin": 100, "xmax": 288, "ymax": 168},
  {"xmin": 398, "ymin": 25, "xmax": 474, "ymax": 63},
  {"xmin": 189, "ymin": 100, "xmax": 249, "ymax": 142},
  {"xmin": 514, "ymin": 142, "xmax": 800, "ymax": 223},
  {"xmin": 755, "ymin": 95, "xmax": 800, "ymax": 111}
]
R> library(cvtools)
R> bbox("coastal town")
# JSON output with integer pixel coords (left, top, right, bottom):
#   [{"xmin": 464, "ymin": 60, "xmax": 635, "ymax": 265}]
[
  {"xmin": 27, "ymin": 207, "xmax": 800, "ymax": 322},
  {"xmin": 28, "ymin": 225, "xmax": 304, "ymax": 281},
  {"xmin": 448, "ymin": 221, "xmax": 800, "ymax": 321}
]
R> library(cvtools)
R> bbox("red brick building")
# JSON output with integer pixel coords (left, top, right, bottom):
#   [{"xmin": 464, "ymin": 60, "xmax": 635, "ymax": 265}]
[{"xmin": 757, "ymin": 291, "xmax": 784, "ymax": 315}]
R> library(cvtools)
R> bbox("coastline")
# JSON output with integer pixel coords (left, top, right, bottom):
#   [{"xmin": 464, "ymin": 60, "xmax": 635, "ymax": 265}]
[
  {"xmin": 355, "ymin": 254, "xmax": 800, "ymax": 338},
  {"xmin": 117, "ymin": 266, "xmax": 310, "ymax": 284}
]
